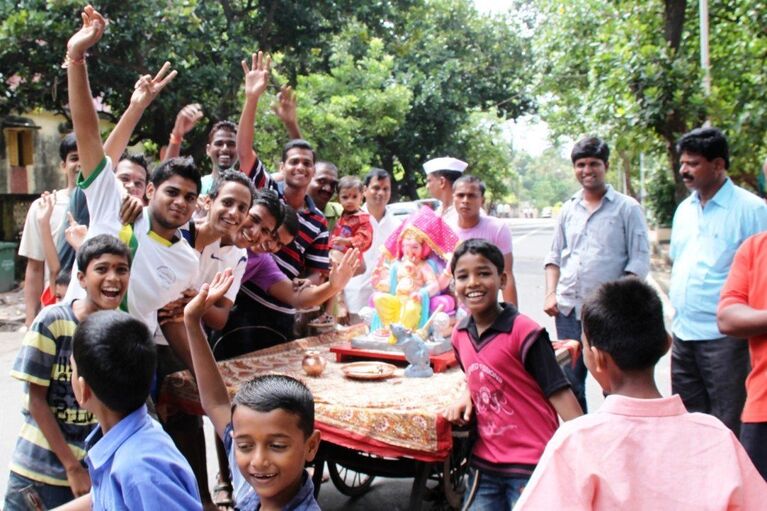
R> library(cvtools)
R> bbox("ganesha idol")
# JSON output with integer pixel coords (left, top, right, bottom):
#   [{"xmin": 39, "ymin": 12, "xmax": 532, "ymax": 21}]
[{"xmin": 369, "ymin": 206, "xmax": 458, "ymax": 340}]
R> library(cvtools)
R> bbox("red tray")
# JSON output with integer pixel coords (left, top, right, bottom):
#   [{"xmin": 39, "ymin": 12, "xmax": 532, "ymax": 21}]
[{"xmin": 329, "ymin": 343, "xmax": 457, "ymax": 373}]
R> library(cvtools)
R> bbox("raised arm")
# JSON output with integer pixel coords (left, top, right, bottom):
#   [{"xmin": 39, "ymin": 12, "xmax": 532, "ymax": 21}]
[
  {"xmin": 237, "ymin": 51, "xmax": 271, "ymax": 176},
  {"xmin": 104, "ymin": 64, "xmax": 177, "ymax": 164},
  {"xmin": 66, "ymin": 5, "xmax": 107, "ymax": 179},
  {"xmin": 273, "ymin": 85, "xmax": 301, "ymax": 139},
  {"xmin": 183, "ymin": 271, "xmax": 235, "ymax": 439},
  {"xmin": 36, "ymin": 192, "xmax": 61, "ymax": 285},
  {"xmin": 164, "ymin": 104, "xmax": 203, "ymax": 160}
]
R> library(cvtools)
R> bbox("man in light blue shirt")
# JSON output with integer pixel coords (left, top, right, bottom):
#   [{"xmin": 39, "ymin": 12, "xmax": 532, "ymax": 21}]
[
  {"xmin": 544, "ymin": 137, "xmax": 650, "ymax": 412},
  {"xmin": 670, "ymin": 127, "xmax": 767, "ymax": 435}
]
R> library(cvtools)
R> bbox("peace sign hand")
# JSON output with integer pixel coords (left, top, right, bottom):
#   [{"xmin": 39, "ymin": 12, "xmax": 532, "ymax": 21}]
[{"xmin": 130, "ymin": 62, "xmax": 178, "ymax": 110}]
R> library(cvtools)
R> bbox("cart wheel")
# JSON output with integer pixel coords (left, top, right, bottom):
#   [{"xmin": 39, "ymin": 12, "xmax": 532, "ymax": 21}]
[
  {"xmin": 443, "ymin": 429, "xmax": 471, "ymax": 509},
  {"xmin": 327, "ymin": 462, "xmax": 376, "ymax": 497}
]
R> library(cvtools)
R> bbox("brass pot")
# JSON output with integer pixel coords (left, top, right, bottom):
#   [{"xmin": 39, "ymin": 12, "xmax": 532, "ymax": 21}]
[{"xmin": 302, "ymin": 351, "xmax": 327, "ymax": 377}]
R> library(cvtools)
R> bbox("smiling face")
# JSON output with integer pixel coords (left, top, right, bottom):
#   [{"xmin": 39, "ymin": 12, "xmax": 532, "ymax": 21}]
[
  {"xmin": 232, "ymin": 406, "xmax": 320, "ymax": 509},
  {"xmin": 307, "ymin": 164, "xmax": 338, "ymax": 211},
  {"xmin": 453, "ymin": 181, "xmax": 483, "ymax": 222},
  {"xmin": 61, "ymin": 150, "xmax": 80, "ymax": 181},
  {"xmin": 573, "ymin": 156, "xmax": 607, "ymax": 192},
  {"xmin": 678, "ymin": 150, "xmax": 726, "ymax": 195},
  {"xmin": 232, "ymin": 204, "xmax": 278, "ymax": 250},
  {"xmin": 280, "ymin": 148, "xmax": 315, "ymax": 190},
  {"xmin": 338, "ymin": 186, "xmax": 363, "ymax": 214},
  {"xmin": 262, "ymin": 225, "xmax": 295, "ymax": 254},
  {"xmin": 146, "ymin": 175, "xmax": 199, "ymax": 232},
  {"xmin": 364, "ymin": 176, "xmax": 391, "ymax": 211},
  {"xmin": 206, "ymin": 129, "xmax": 237, "ymax": 171},
  {"xmin": 207, "ymin": 181, "xmax": 252, "ymax": 237},
  {"xmin": 453, "ymin": 252, "xmax": 506, "ymax": 316},
  {"xmin": 115, "ymin": 159, "xmax": 148, "ymax": 200},
  {"xmin": 77, "ymin": 253, "xmax": 130, "ymax": 311}
]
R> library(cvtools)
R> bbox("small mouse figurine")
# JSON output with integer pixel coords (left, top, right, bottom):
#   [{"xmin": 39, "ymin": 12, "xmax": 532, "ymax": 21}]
[{"xmin": 390, "ymin": 323, "xmax": 434, "ymax": 378}]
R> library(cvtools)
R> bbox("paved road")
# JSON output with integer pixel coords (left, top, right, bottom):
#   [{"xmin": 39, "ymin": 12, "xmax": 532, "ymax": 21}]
[{"xmin": 0, "ymin": 217, "xmax": 671, "ymax": 507}]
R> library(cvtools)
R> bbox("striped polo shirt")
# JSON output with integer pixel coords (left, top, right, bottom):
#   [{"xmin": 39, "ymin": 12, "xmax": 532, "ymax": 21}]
[
  {"xmin": 10, "ymin": 303, "xmax": 96, "ymax": 485},
  {"xmin": 246, "ymin": 159, "xmax": 329, "ymax": 279}
]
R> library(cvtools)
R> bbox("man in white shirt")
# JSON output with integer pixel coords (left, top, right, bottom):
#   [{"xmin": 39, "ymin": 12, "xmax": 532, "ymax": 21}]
[
  {"xmin": 19, "ymin": 134, "xmax": 78, "ymax": 326},
  {"xmin": 344, "ymin": 168, "xmax": 402, "ymax": 320}
]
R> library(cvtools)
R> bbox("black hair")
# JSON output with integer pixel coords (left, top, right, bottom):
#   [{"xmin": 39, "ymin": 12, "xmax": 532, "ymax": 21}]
[
  {"xmin": 281, "ymin": 205, "xmax": 300, "ymax": 237},
  {"xmin": 118, "ymin": 152, "xmax": 151, "ymax": 181},
  {"xmin": 150, "ymin": 156, "xmax": 202, "ymax": 195},
  {"xmin": 315, "ymin": 161, "xmax": 338, "ymax": 174},
  {"xmin": 453, "ymin": 175, "xmax": 486, "ymax": 196},
  {"xmin": 207, "ymin": 120, "xmax": 237, "ymax": 143},
  {"xmin": 450, "ymin": 239, "xmax": 504, "ymax": 275},
  {"xmin": 364, "ymin": 168, "xmax": 390, "ymax": 186},
  {"xmin": 59, "ymin": 133, "xmax": 77, "ymax": 162},
  {"xmin": 55, "ymin": 271, "xmax": 71, "ymax": 287},
  {"xmin": 581, "ymin": 277, "xmax": 668, "ymax": 371},
  {"xmin": 338, "ymin": 175, "xmax": 364, "ymax": 193},
  {"xmin": 72, "ymin": 310, "xmax": 156, "ymax": 415},
  {"xmin": 676, "ymin": 127, "xmax": 730, "ymax": 170},
  {"xmin": 431, "ymin": 169, "xmax": 463, "ymax": 185},
  {"xmin": 281, "ymin": 139, "xmax": 316, "ymax": 164},
  {"xmin": 76, "ymin": 234, "xmax": 131, "ymax": 274},
  {"xmin": 233, "ymin": 374, "xmax": 315, "ymax": 438},
  {"xmin": 208, "ymin": 169, "xmax": 256, "ymax": 205},
  {"xmin": 571, "ymin": 136, "xmax": 610, "ymax": 165},
  {"xmin": 253, "ymin": 189, "xmax": 285, "ymax": 230}
]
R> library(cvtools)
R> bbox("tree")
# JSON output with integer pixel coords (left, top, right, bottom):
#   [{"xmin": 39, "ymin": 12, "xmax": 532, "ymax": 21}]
[{"xmin": 533, "ymin": 0, "xmax": 767, "ymax": 222}]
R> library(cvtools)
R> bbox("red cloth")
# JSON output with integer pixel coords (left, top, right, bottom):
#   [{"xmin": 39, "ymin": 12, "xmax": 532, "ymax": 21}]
[
  {"xmin": 330, "ymin": 210, "xmax": 373, "ymax": 254},
  {"xmin": 40, "ymin": 286, "xmax": 57, "ymax": 307}
]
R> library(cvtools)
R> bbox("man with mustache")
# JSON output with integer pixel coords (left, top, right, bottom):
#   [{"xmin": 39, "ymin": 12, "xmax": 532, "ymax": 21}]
[
  {"xmin": 670, "ymin": 127, "xmax": 767, "ymax": 435},
  {"xmin": 544, "ymin": 136, "xmax": 650, "ymax": 413}
]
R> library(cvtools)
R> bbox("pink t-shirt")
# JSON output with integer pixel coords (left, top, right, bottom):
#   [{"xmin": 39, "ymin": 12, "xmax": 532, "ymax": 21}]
[
  {"xmin": 516, "ymin": 394, "xmax": 767, "ymax": 510},
  {"xmin": 448, "ymin": 215, "xmax": 512, "ymax": 254},
  {"xmin": 452, "ymin": 310, "xmax": 559, "ymax": 476}
]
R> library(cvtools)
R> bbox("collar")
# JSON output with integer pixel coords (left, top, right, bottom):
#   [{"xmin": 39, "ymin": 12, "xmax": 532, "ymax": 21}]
[
  {"xmin": 145, "ymin": 208, "xmax": 180, "ymax": 246},
  {"xmin": 571, "ymin": 184, "xmax": 616, "ymax": 203},
  {"xmin": 599, "ymin": 394, "xmax": 687, "ymax": 417},
  {"xmin": 85, "ymin": 405, "xmax": 150, "ymax": 470},
  {"xmin": 247, "ymin": 470, "xmax": 316, "ymax": 511},
  {"xmin": 278, "ymin": 181, "xmax": 322, "ymax": 216},
  {"xmin": 456, "ymin": 303, "xmax": 518, "ymax": 350},
  {"xmin": 690, "ymin": 177, "xmax": 733, "ymax": 209}
]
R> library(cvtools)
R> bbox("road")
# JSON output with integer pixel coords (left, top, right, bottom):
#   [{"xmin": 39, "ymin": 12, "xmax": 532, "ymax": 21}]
[{"xmin": 0, "ymin": 217, "xmax": 671, "ymax": 507}]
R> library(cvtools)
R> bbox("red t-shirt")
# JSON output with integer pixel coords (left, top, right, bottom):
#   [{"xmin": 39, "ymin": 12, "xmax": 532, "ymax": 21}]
[
  {"xmin": 452, "ymin": 306, "xmax": 562, "ymax": 476},
  {"xmin": 719, "ymin": 232, "xmax": 767, "ymax": 422}
]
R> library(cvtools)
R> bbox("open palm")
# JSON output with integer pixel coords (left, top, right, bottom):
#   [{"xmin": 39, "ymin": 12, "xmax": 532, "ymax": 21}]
[
  {"xmin": 241, "ymin": 51, "xmax": 271, "ymax": 98},
  {"xmin": 67, "ymin": 5, "xmax": 106, "ymax": 59}
]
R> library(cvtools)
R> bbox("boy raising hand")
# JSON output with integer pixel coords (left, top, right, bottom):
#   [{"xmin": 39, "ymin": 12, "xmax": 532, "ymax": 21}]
[{"xmin": 184, "ymin": 271, "xmax": 322, "ymax": 510}]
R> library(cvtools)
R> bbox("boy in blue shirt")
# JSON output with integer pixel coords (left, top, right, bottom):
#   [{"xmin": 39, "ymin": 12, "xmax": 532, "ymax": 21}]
[
  {"xmin": 58, "ymin": 310, "xmax": 202, "ymax": 511},
  {"xmin": 184, "ymin": 271, "xmax": 322, "ymax": 510}
]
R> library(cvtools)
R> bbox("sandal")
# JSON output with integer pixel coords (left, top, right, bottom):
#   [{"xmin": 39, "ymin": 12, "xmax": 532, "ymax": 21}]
[{"xmin": 212, "ymin": 481, "xmax": 233, "ymax": 509}]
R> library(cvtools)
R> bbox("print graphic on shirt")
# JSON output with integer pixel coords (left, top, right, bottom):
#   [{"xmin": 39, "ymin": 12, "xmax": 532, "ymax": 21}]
[
  {"xmin": 52, "ymin": 352, "xmax": 93, "ymax": 424},
  {"xmin": 467, "ymin": 362, "xmax": 517, "ymax": 437},
  {"xmin": 156, "ymin": 265, "xmax": 177, "ymax": 288}
]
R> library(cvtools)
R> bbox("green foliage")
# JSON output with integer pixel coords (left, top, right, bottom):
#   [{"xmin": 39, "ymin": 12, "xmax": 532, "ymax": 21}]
[
  {"xmin": 513, "ymin": 147, "xmax": 578, "ymax": 209},
  {"xmin": 645, "ymin": 159, "xmax": 677, "ymax": 226},
  {"xmin": 0, "ymin": 0, "xmax": 534, "ymax": 198}
]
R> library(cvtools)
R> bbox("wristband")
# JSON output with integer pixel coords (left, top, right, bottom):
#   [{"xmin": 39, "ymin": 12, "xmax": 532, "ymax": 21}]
[
  {"xmin": 169, "ymin": 132, "xmax": 183, "ymax": 145},
  {"xmin": 61, "ymin": 52, "xmax": 85, "ymax": 69}
]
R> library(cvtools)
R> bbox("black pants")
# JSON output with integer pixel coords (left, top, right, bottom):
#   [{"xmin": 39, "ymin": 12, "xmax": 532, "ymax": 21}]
[
  {"xmin": 671, "ymin": 335, "xmax": 749, "ymax": 435},
  {"xmin": 740, "ymin": 423, "xmax": 767, "ymax": 481}
]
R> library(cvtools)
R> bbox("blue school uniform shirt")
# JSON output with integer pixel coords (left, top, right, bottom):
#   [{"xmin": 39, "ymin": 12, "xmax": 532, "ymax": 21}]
[
  {"xmin": 670, "ymin": 178, "xmax": 767, "ymax": 340},
  {"xmin": 224, "ymin": 422, "xmax": 320, "ymax": 511},
  {"xmin": 84, "ymin": 405, "xmax": 202, "ymax": 511}
]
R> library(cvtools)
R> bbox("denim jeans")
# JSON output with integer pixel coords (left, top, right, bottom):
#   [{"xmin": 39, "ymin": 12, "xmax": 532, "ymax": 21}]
[
  {"xmin": 555, "ymin": 310, "xmax": 588, "ymax": 413},
  {"xmin": 463, "ymin": 468, "xmax": 529, "ymax": 510},
  {"xmin": 671, "ymin": 335, "xmax": 749, "ymax": 435},
  {"xmin": 4, "ymin": 471, "xmax": 75, "ymax": 510},
  {"xmin": 740, "ymin": 422, "xmax": 767, "ymax": 481}
]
